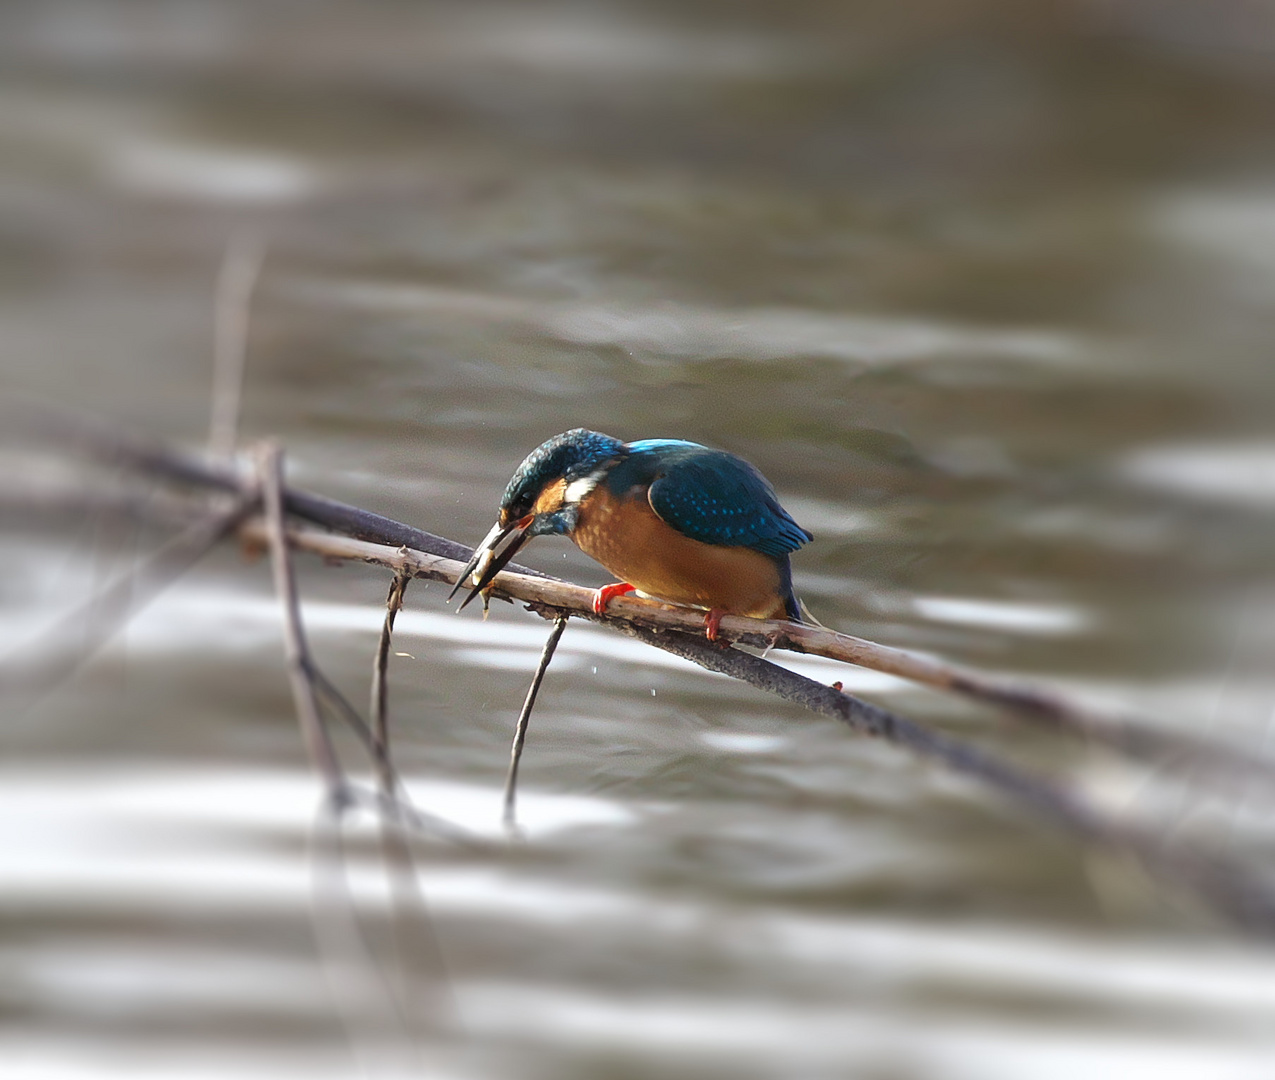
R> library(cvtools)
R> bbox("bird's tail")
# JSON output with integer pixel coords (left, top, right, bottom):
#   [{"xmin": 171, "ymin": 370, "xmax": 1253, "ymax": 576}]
[
  {"xmin": 780, "ymin": 582, "xmax": 824, "ymax": 627},
  {"xmin": 778, "ymin": 557, "xmax": 822, "ymax": 627}
]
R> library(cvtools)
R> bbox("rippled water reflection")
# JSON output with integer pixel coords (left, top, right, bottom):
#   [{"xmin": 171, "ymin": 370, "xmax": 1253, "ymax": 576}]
[{"xmin": 4, "ymin": 2, "xmax": 1275, "ymax": 1077}]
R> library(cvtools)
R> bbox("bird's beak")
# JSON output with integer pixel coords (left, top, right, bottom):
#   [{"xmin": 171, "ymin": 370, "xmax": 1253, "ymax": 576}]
[{"xmin": 448, "ymin": 514, "xmax": 535, "ymax": 611}]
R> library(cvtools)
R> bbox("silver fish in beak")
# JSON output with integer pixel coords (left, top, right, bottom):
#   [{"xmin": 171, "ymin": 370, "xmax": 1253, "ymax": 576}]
[{"xmin": 448, "ymin": 513, "xmax": 534, "ymax": 611}]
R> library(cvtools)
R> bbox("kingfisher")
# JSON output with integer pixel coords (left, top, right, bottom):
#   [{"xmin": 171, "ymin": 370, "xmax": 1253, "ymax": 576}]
[{"xmin": 449, "ymin": 429, "xmax": 813, "ymax": 639}]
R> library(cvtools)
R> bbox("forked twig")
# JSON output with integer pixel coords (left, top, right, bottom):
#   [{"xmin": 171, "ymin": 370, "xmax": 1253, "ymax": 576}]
[
  {"xmin": 255, "ymin": 481, "xmax": 472, "ymax": 845},
  {"xmin": 504, "ymin": 613, "xmax": 569, "ymax": 831},
  {"xmin": 259, "ymin": 445, "xmax": 423, "ymax": 806}
]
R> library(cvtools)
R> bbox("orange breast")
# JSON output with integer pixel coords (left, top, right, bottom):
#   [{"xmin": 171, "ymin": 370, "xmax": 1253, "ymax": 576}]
[{"xmin": 572, "ymin": 486, "xmax": 789, "ymax": 620}]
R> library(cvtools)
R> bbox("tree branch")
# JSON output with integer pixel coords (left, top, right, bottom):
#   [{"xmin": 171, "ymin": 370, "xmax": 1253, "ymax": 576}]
[
  {"xmin": 231, "ymin": 517, "xmax": 1275, "ymax": 935},
  {"xmin": 13, "ymin": 406, "xmax": 1275, "ymax": 932},
  {"xmin": 15, "ymin": 401, "xmax": 1265, "ymax": 792}
]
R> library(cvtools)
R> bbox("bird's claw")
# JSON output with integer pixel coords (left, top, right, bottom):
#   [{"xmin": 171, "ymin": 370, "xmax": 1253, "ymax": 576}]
[
  {"xmin": 592, "ymin": 581, "xmax": 636, "ymax": 615},
  {"xmin": 703, "ymin": 608, "xmax": 726, "ymax": 642}
]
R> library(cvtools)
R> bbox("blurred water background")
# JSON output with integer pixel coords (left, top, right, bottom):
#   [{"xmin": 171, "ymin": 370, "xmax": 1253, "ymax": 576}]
[{"xmin": 4, "ymin": 1, "xmax": 1275, "ymax": 1077}]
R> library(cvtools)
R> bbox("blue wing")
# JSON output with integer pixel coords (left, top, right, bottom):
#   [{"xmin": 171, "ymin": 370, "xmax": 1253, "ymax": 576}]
[{"xmin": 629, "ymin": 440, "xmax": 812, "ymax": 558}]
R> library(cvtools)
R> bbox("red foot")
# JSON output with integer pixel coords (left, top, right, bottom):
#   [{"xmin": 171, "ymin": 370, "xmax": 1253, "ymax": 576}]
[
  {"xmin": 703, "ymin": 608, "xmax": 726, "ymax": 642},
  {"xmin": 593, "ymin": 581, "xmax": 636, "ymax": 615}
]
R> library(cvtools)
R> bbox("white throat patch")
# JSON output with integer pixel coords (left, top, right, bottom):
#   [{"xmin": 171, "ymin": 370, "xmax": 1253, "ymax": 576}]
[{"xmin": 563, "ymin": 468, "xmax": 607, "ymax": 506}]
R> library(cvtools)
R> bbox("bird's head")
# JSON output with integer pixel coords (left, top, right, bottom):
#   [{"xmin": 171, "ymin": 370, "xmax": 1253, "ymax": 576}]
[{"xmin": 450, "ymin": 429, "xmax": 626, "ymax": 609}]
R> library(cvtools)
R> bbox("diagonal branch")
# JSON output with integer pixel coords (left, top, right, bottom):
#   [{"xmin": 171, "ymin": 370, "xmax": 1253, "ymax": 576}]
[
  {"xmin": 232, "ymin": 516, "xmax": 1275, "ymax": 790},
  {"xmin": 235, "ymin": 518, "xmax": 1275, "ymax": 935},
  {"xmin": 606, "ymin": 619, "xmax": 1275, "ymax": 936}
]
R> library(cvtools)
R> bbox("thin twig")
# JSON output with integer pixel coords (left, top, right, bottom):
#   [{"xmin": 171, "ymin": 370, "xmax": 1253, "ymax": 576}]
[
  {"xmin": 364, "ymin": 565, "xmax": 460, "ymax": 1037},
  {"xmin": 372, "ymin": 569, "xmax": 412, "ymax": 792},
  {"xmin": 308, "ymin": 667, "xmax": 381, "ymax": 764},
  {"xmin": 504, "ymin": 613, "xmax": 569, "ymax": 831},
  {"xmin": 257, "ymin": 441, "xmax": 344, "ymax": 791},
  {"xmin": 209, "ymin": 230, "xmax": 263, "ymax": 460}
]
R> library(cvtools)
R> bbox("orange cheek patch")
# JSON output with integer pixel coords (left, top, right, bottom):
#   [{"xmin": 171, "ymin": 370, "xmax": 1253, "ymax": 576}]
[{"xmin": 532, "ymin": 477, "xmax": 568, "ymax": 516}]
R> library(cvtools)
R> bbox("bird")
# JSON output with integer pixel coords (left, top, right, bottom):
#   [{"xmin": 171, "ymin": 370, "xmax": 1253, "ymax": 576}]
[{"xmin": 448, "ymin": 429, "xmax": 813, "ymax": 639}]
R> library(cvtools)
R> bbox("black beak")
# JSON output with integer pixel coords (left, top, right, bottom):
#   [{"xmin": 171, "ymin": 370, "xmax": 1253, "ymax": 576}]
[{"xmin": 448, "ymin": 515, "xmax": 533, "ymax": 611}]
